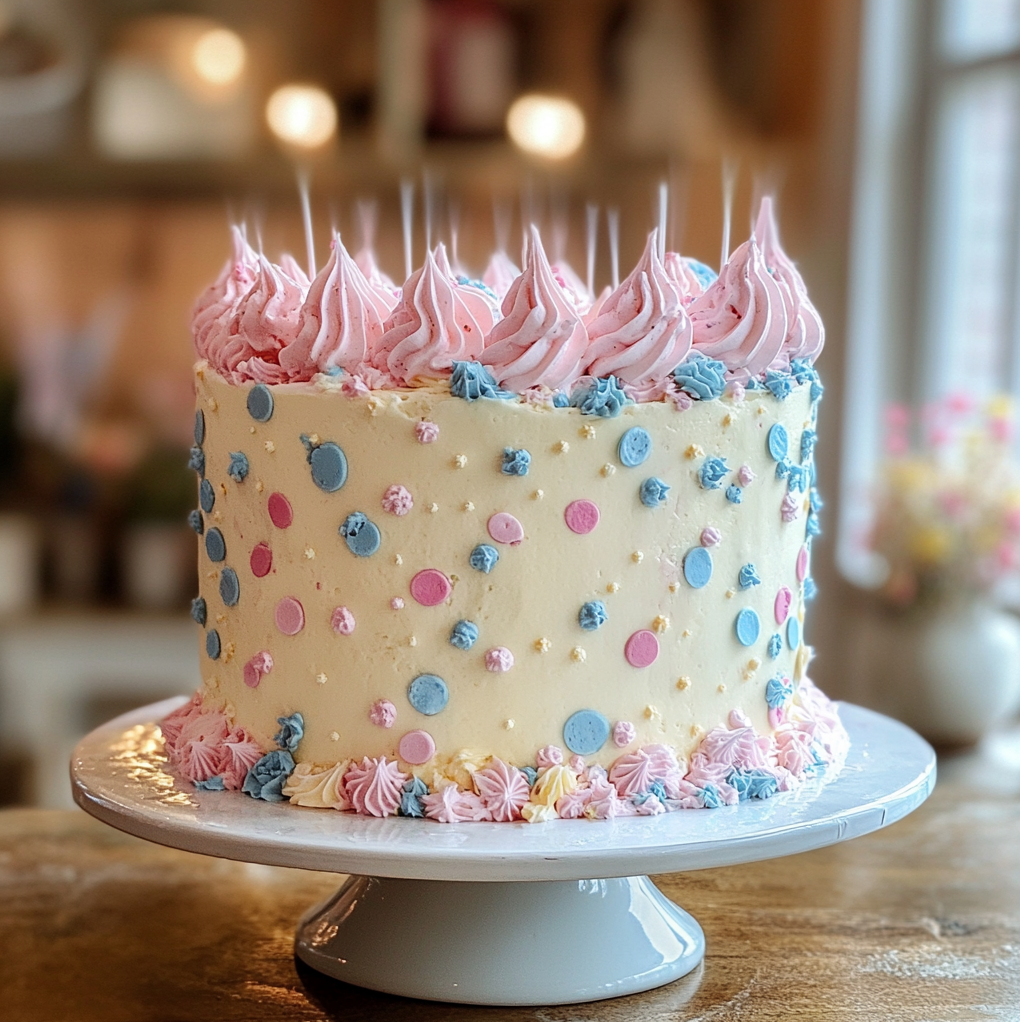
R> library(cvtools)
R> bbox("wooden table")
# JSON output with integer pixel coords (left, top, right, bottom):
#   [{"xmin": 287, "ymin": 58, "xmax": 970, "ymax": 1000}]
[{"xmin": 3, "ymin": 747, "xmax": 1019, "ymax": 1021}]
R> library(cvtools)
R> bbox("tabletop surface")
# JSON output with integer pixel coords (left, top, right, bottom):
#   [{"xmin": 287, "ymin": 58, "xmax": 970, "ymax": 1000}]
[{"xmin": 4, "ymin": 739, "xmax": 1020, "ymax": 1021}]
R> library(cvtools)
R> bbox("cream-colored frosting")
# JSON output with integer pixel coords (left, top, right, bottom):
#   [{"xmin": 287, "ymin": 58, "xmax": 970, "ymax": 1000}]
[{"xmin": 195, "ymin": 365, "xmax": 814, "ymax": 771}]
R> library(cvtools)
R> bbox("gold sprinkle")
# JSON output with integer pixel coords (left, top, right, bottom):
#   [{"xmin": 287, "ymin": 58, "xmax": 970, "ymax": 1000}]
[
  {"xmin": 601, "ymin": 463, "xmax": 616, "ymax": 477},
  {"xmin": 394, "ymin": 554, "xmax": 403, "ymax": 565},
  {"xmin": 606, "ymin": 581, "xmax": 620, "ymax": 593},
  {"xmin": 196, "ymin": 366, "xmax": 206, "ymax": 380},
  {"xmin": 216, "ymin": 612, "xmax": 226, "ymax": 624},
  {"xmin": 718, "ymin": 683, "xmax": 727, "ymax": 693},
  {"xmin": 532, "ymin": 489, "xmax": 544, "ymax": 500},
  {"xmin": 249, "ymin": 426, "xmax": 256, "ymax": 434},
  {"xmin": 316, "ymin": 673, "xmax": 328, "ymax": 685},
  {"xmin": 212, "ymin": 510, "xmax": 223, "ymax": 522},
  {"xmin": 669, "ymin": 582, "xmax": 681, "ymax": 593},
  {"xmin": 757, "ymin": 405, "xmax": 767, "ymax": 416},
  {"xmin": 206, "ymin": 397, "xmax": 218, "ymax": 411},
  {"xmin": 570, "ymin": 646, "xmax": 587, "ymax": 663},
  {"xmin": 329, "ymin": 731, "xmax": 340, "ymax": 742},
  {"xmin": 682, "ymin": 628, "xmax": 692, "ymax": 637},
  {"xmin": 748, "ymin": 657, "xmax": 761, "ymax": 671},
  {"xmin": 463, "ymin": 501, "xmax": 475, "ymax": 512},
  {"xmin": 725, "ymin": 589, "xmax": 736, "ymax": 599},
  {"xmin": 223, "ymin": 642, "xmax": 236, "ymax": 663},
  {"xmin": 684, "ymin": 444, "xmax": 704, "ymax": 460},
  {"xmin": 644, "ymin": 704, "xmax": 660, "ymax": 720},
  {"xmin": 690, "ymin": 724, "xmax": 704, "ymax": 738},
  {"xmin": 631, "ymin": 551, "xmax": 644, "ymax": 564},
  {"xmin": 581, "ymin": 424, "xmax": 597, "ymax": 439},
  {"xmin": 408, "ymin": 636, "xmax": 417, "ymax": 647},
  {"xmin": 454, "ymin": 454, "xmax": 467, "ymax": 468},
  {"xmin": 219, "ymin": 483, "xmax": 227, "ymax": 496},
  {"xmin": 534, "ymin": 637, "xmax": 551, "ymax": 653},
  {"xmin": 503, "ymin": 719, "xmax": 515, "ymax": 730},
  {"xmin": 556, "ymin": 440, "xmax": 570, "ymax": 453},
  {"xmin": 677, "ymin": 676, "xmax": 691, "ymax": 690},
  {"xmin": 722, "ymin": 413, "xmax": 733, "ymax": 427},
  {"xmin": 429, "ymin": 502, "xmax": 439, "ymax": 513},
  {"xmin": 652, "ymin": 615, "xmax": 670, "ymax": 633},
  {"xmin": 304, "ymin": 547, "xmax": 315, "ymax": 560},
  {"xmin": 306, "ymin": 432, "xmax": 321, "ymax": 447},
  {"xmin": 255, "ymin": 480, "xmax": 264, "ymax": 493},
  {"xmin": 206, "ymin": 570, "xmax": 219, "ymax": 581},
  {"xmin": 264, "ymin": 440, "xmax": 275, "ymax": 453}
]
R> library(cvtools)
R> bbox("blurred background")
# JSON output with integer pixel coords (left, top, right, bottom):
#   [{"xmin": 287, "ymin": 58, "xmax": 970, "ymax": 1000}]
[{"xmin": 0, "ymin": 0, "xmax": 1017, "ymax": 807}]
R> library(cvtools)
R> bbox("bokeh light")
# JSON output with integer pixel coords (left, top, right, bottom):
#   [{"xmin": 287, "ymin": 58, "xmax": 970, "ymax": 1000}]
[
  {"xmin": 266, "ymin": 84, "xmax": 337, "ymax": 149},
  {"xmin": 191, "ymin": 28, "xmax": 246, "ymax": 86},
  {"xmin": 506, "ymin": 94, "xmax": 585, "ymax": 160}
]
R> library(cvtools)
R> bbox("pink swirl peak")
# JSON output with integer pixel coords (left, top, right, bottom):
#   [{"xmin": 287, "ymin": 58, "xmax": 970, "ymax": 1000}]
[
  {"xmin": 280, "ymin": 235, "xmax": 396, "ymax": 378},
  {"xmin": 220, "ymin": 726, "xmax": 264, "ymax": 790},
  {"xmin": 373, "ymin": 246, "xmax": 490, "ymax": 385},
  {"xmin": 343, "ymin": 756, "xmax": 408, "ymax": 817},
  {"xmin": 536, "ymin": 745, "xmax": 563, "ymax": 768},
  {"xmin": 474, "ymin": 758, "xmax": 531, "ymax": 822},
  {"xmin": 754, "ymin": 197, "xmax": 825, "ymax": 365},
  {"xmin": 483, "ymin": 250, "xmax": 521, "ymax": 299},
  {"xmin": 193, "ymin": 226, "xmax": 258, "ymax": 363},
  {"xmin": 422, "ymin": 784, "xmax": 492, "ymax": 823},
  {"xmin": 585, "ymin": 229, "xmax": 692, "ymax": 393},
  {"xmin": 664, "ymin": 252, "xmax": 704, "ymax": 299},
  {"xmin": 482, "ymin": 226, "xmax": 589, "ymax": 393},
  {"xmin": 688, "ymin": 235, "xmax": 788, "ymax": 380}
]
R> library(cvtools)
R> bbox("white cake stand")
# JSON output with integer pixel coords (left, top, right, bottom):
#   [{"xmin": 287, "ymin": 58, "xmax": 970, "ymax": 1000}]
[{"xmin": 71, "ymin": 697, "xmax": 934, "ymax": 1006}]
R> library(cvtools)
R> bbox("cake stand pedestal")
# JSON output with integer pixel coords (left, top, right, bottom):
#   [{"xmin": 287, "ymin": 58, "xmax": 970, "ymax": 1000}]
[{"xmin": 71, "ymin": 699, "xmax": 934, "ymax": 1006}]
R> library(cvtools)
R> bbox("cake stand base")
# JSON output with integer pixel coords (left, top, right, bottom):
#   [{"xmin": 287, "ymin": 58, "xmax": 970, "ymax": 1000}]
[{"xmin": 295, "ymin": 874, "xmax": 703, "ymax": 1005}]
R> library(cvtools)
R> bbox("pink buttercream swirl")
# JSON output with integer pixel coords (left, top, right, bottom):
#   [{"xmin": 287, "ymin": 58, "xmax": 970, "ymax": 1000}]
[
  {"xmin": 754, "ymin": 197, "xmax": 824, "ymax": 366},
  {"xmin": 220, "ymin": 726, "xmax": 263, "ymax": 790},
  {"xmin": 781, "ymin": 493, "xmax": 800, "ymax": 522},
  {"xmin": 536, "ymin": 745, "xmax": 563, "ymax": 768},
  {"xmin": 612, "ymin": 721, "xmax": 636, "ymax": 748},
  {"xmin": 482, "ymin": 250, "xmax": 521, "ymax": 299},
  {"xmin": 372, "ymin": 245, "xmax": 491, "ymax": 385},
  {"xmin": 415, "ymin": 420, "xmax": 439, "ymax": 443},
  {"xmin": 608, "ymin": 743, "xmax": 681, "ymax": 797},
  {"xmin": 193, "ymin": 226, "xmax": 258, "ymax": 363},
  {"xmin": 279, "ymin": 235, "xmax": 396, "ymax": 378},
  {"xmin": 242, "ymin": 650, "xmax": 274, "ymax": 689},
  {"xmin": 481, "ymin": 226, "xmax": 589, "ymax": 394},
  {"xmin": 584, "ymin": 229, "xmax": 692, "ymax": 393},
  {"xmin": 423, "ymin": 784, "xmax": 493, "ymax": 823},
  {"xmin": 330, "ymin": 606, "xmax": 356, "ymax": 635},
  {"xmin": 369, "ymin": 699, "xmax": 396, "ymax": 728},
  {"xmin": 381, "ymin": 484, "xmax": 413, "ymax": 516},
  {"xmin": 664, "ymin": 251, "xmax": 705, "ymax": 299},
  {"xmin": 688, "ymin": 235, "xmax": 788, "ymax": 381},
  {"xmin": 484, "ymin": 646, "xmax": 515, "ymax": 672},
  {"xmin": 473, "ymin": 758, "xmax": 531, "ymax": 822},
  {"xmin": 343, "ymin": 756, "xmax": 408, "ymax": 817}
]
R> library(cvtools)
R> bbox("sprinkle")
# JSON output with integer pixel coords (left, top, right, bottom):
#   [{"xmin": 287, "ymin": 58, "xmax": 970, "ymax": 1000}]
[
  {"xmin": 718, "ymin": 684, "xmax": 726, "ymax": 693},
  {"xmin": 607, "ymin": 581, "xmax": 620, "ymax": 593},
  {"xmin": 722, "ymin": 413, "xmax": 733, "ymax": 427},
  {"xmin": 390, "ymin": 597, "xmax": 404, "ymax": 610},
  {"xmin": 581, "ymin": 424, "xmax": 597, "ymax": 439},
  {"xmin": 556, "ymin": 440, "xmax": 570, "ymax": 453},
  {"xmin": 394, "ymin": 554, "xmax": 403, "ymax": 565},
  {"xmin": 644, "ymin": 705, "xmax": 660, "ymax": 720},
  {"xmin": 652, "ymin": 615, "xmax": 670, "ymax": 633},
  {"xmin": 690, "ymin": 725, "xmax": 704, "ymax": 737},
  {"xmin": 748, "ymin": 657, "xmax": 761, "ymax": 670},
  {"xmin": 304, "ymin": 547, "xmax": 315, "ymax": 559},
  {"xmin": 222, "ymin": 642, "xmax": 235, "ymax": 663},
  {"xmin": 677, "ymin": 676, "xmax": 691, "ymax": 690},
  {"xmin": 255, "ymin": 480, "xmax": 264, "ymax": 493},
  {"xmin": 463, "ymin": 501, "xmax": 474, "ymax": 512},
  {"xmin": 534, "ymin": 637, "xmax": 551, "ymax": 653},
  {"xmin": 532, "ymin": 489, "xmax": 544, "ymax": 500},
  {"xmin": 207, "ymin": 397, "xmax": 217, "ymax": 411},
  {"xmin": 669, "ymin": 582, "xmax": 681, "ymax": 593},
  {"xmin": 316, "ymin": 673, "xmax": 328, "ymax": 685},
  {"xmin": 570, "ymin": 646, "xmax": 587, "ymax": 663},
  {"xmin": 454, "ymin": 454, "xmax": 467, "ymax": 468},
  {"xmin": 429, "ymin": 502, "xmax": 439, "ymax": 513},
  {"xmin": 684, "ymin": 444, "xmax": 704, "ymax": 460},
  {"xmin": 601, "ymin": 463, "xmax": 616, "ymax": 477},
  {"xmin": 330, "ymin": 731, "xmax": 340, "ymax": 742},
  {"xmin": 264, "ymin": 440, "xmax": 275, "ymax": 453},
  {"xmin": 503, "ymin": 719, "xmax": 515, "ymax": 730},
  {"xmin": 632, "ymin": 551, "xmax": 644, "ymax": 563},
  {"xmin": 408, "ymin": 636, "xmax": 417, "ymax": 646},
  {"xmin": 682, "ymin": 629, "xmax": 692, "ymax": 637}
]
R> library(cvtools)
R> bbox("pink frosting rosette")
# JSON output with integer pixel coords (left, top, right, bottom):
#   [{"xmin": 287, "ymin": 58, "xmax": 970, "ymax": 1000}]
[
  {"xmin": 687, "ymin": 235, "xmax": 788, "ymax": 381},
  {"xmin": 481, "ymin": 225, "xmax": 590, "ymax": 394},
  {"xmin": 584, "ymin": 229, "xmax": 693, "ymax": 396},
  {"xmin": 754, "ymin": 197, "xmax": 824, "ymax": 366},
  {"xmin": 193, "ymin": 226, "xmax": 258, "ymax": 364},
  {"xmin": 482, "ymin": 250, "xmax": 521, "ymax": 300},
  {"xmin": 372, "ymin": 245, "xmax": 492, "ymax": 385},
  {"xmin": 279, "ymin": 235, "xmax": 396, "ymax": 378},
  {"xmin": 355, "ymin": 245, "xmax": 398, "ymax": 293},
  {"xmin": 663, "ymin": 251, "xmax": 704, "ymax": 299}
]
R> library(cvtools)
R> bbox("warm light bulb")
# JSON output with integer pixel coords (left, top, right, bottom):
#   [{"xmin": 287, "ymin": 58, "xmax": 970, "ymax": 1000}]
[
  {"xmin": 192, "ymin": 28, "xmax": 246, "ymax": 86},
  {"xmin": 507, "ymin": 94, "xmax": 586, "ymax": 160},
  {"xmin": 266, "ymin": 84, "xmax": 337, "ymax": 149}
]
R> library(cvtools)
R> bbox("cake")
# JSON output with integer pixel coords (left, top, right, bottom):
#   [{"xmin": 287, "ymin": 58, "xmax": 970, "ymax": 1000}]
[{"xmin": 164, "ymin": 197, "xmax": 847, "ymax": 823}]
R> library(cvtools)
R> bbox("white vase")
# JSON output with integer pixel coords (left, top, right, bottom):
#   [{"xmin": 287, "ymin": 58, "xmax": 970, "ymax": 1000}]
[{"xmin": 865, "ymin": 599, "xmax": 1020, "ymax": 745}]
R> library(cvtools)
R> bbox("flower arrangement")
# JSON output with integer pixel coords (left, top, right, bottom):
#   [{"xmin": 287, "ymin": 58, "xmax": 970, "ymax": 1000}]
[{"xmin": 870, "ymin": 393, "xmax": 1020, "ymax": 608}]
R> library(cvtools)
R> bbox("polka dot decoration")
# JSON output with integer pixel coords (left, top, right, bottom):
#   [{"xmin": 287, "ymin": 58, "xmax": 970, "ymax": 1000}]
[
  {"xmin": 190, "ymin": 596, "xmax": 206, "ymax": 626},
  {"xmin": 194, "ymin": 409, "xmax": 205, "ymax": 445},
  {"xmin": 683, "ymin": 546, "xmax": 713, "ymax": 588},
  {"xmin": 409, "ymin": 569, "xmax": 452, "ymax": 607},
  {"xmin": 205, "ymin": 528, "xmax": 226, "ymax": 562},
  {"xmin": 268, "ymin": 492, "xmax": 293, "ymax": 528},
  {"xmin": 787, "ymin": 616, "xmax": 801, "ymax": 650},
  {"xmin": 563, "ymin": 709, "xmax": 611, "ymax": 755},
  {"xmin": 246, "ymin": 383, "xmax": 274, "ymax": 422},
  {"xmin": 205, "ymin": 629, "xmax": 221, "ymax": 660},
  {"xmin": 219, "ymin": 567, "xmax": 240, "ymax": 607},
  {"xmin": 199, "ymin": 479, "xmax": 215, "ymax": 514},
  {"xmin": 399, "ymin": 729, "xmax": 436, "ymax": 765},
  {"xmin": 797, "ymin": 545, "xmax": 810, "ymax": 582},
  {"xmin": 618, "ymin": 427, "xmax": 652, "ymax": 467},
  {"xmin": 275, "ymin": 596, "xmax": 305, "ymax": 636},
  {"xmin": 310, "ymin": 442, "xmax": 348, "ymax": 492},
  {"xmin": 487, "ymin": 512, "xmax": 524, "ymax": 545},
  {"xmin": 340, "ymin": 512, "xmax": 381, "ymax": 557},
  {"xmin": 774, "ymin": 587, "xmax": 792, "ymax": 625},
  {"xmin": 735, "ymin": 608, "xmax": 760, "ymax": 646},
  {"xmin": 624, "ymin": 629, "xmax": 659, "ymax": 668},
  {"xmin": 408, "ymin": 674, "xmax": 449, "ymax": 716},
  {"xmin": 768, "ymin": 423, "xmax": 788, "ymax": 461},
  {"xmin": 564, "ymin": 499, "xmax": 600, "ymax": 534},
  {"xmin": 250, "ymin": 542, "xmax": 272, "ymax": 578}
]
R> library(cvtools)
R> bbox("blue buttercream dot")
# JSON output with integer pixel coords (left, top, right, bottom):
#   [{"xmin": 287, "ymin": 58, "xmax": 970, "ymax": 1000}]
[
  {"xmin": 552, "ymin": 392, "xmax": 570, "ymax": 408},
  {"xmin": 806, "ymin": 511, "xmax": 822, "ymax": 537},
  {"xmin": 563, "ymin": 709, "xmax": 611, "ymax": 755},
  {"xmin": 190, "ymin": 596, "xmax": 206, "ymax": 626},
  {"xmin": 310, "ymin": 442, "xmax": 348, "ymax": 492},
  {"xmin": 469, "ymin": 544, "xmax": 499, "ymax": 573},
  {"xmin": 246, "ymin": 384, "xmax": 274, "ymax": 422},
  {"xmin": 674, "ymin": 354, "xmax": 726, "ymax": 400},
  {"xmin": 578, "ymin": 600, "xmax": 608, "ymax": 631},
  {"xmin": 188, "ymin": 446, "xmax": 205, "ymax": 478},
  {"xmin": 768, "ymin": 423, "xmax": 788, "ymax": 462},
  {"xmin": 408, "ymin": 674, "xmax": 449, "ymax": 716},
  {"xmin": 194, "ymin": 409, "xmax": 205, "ymax": 445},
  {"xmin": 199, "ymin": 479, "xmax": 215, "ymax": 513},
  {"xmin": 764, "ymin": 370, "xmax": 793, "ymax": 400},
  {"xmin": 274, "ymin": 713, "xmax": 304, "ymax": 752},
  {"xmin": 787, "ymin": 616, "xmax": 801, "ymax": 650},
  {"xmin": 765, "ymin": 675, "xmax": 794, "ymax": 709},
  {"xmin": 699, "ymin": 456, "xmax": 728, "ymax": 489},
  {"xmin": 569, "ymin": 376, "xmax": 630, "ymax": 418},
  {"xmin": 618, "ymin": 427, "xmax": 652, "ymax": 467},
  {"xmin": 205, "ymin": 528, "xmax": 226, "ymax": 562},
  {"xmin": 340, "ymin": 512, "xmax": 381, "ymax": 557},
  {"xmin": 227, "ymin": 451, "xmax": 249, "ymax": 483},
  {"xmin": 639, "ymin": 477, "xmax": 670, "ymax": 508},
  {"xmin": 738, "ymin": 563, "xmax": 761, "ymax": 589},
  {"xmin": 775, "ymin": 459, "xmax": 791, "ymax": 480},
  {"xmin": 450, "ymin": 620, "xmax": 479, "ymax": 650},
  {"xmin": 804, "ymin": 577, "xmax": 818, "ymax": 600},
  {"xmin": 187, "ymin": 509, "xmax": 204, "ymax": 535},
  {"xmin": 206, "ymin": 629, "xmax": 221, "ymax": 660},
  {"xmin": 767, "ymin": 633, "xmax": 782, "ymax": 658},
  {"xmin": 450, "ymin": 361, "xmax": 513, "ymax": 401},
  {"xmin": 219, "ymin": 567, "xmax": 239, "ymax": 607},
  {"xmin": 801, "ymin": 429, "xmax": 818, "ymax": 460},
  {"xmin": 735, "ymin": 608, "xmax": 761, "ymax": 646},
  {"xmin": 501, "ymin": 447, "xmax": 531, "ymax": 476},
  {"xmin": 787, "ymin": 465, "xmax": 808, "ymax": 493},
  {"xmin": 684, "ymin": 546, "xmax": 713, "ymax": 588},
  {"xmin": 725, "ymin": 485, "xmax": 742, "ymax": 504}
]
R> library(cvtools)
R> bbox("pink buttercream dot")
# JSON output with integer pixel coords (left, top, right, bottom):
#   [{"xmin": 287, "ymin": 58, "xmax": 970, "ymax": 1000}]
[
  {"xmin": 564, "ymin": 499, "xmax": 600, "ymax": 535},
  {"xmin": 410, "ymin": 568, "xmax": 452, "ymax": 606},
  {"xmin": 369, "ymin": 699, "xmax": 397, "ymax": 728},
  {"xmin": 797, "ymin": 545, "xmax": 809, "ymax": 582},
  {"xmin": 487, "ymin": 512, "xmax": 525, "ymax": 545},
  {"xmin": 274, "ymin": 597, "xmax": 305, "ymax": 636},
  {"xmin": 415, "ymin": 420, "xmax": 439, "ymax": 444},
  {"xmin": 781, "ymin": 493, "xmax": 799, "ymax": 523},
  {"xmin": 775, "ymin": 586, "xmax": 793, "ymax": 625},
  {"xmin": 613, "ymin": 720, "xmax": 636, "ymax": 747},
  {"xmin": 331, "ymin": 606, "xmax": 356, "ymax": 635},
  {"xmin": 381, "ymin": 484, "xmax": 414, "ymax": 516},
  {"xmin": 536, "ymin": 745, "xmax": 563, "ymax": 768},
  {"xmin": 243, "ymin": 650, "xmax": 274, "ymax": 689},
  {"xmin": 390, "ymin": 597, "xmax": 404, "ymax": 610},
  {"xmin": 700, "ymin": 527, "xmax": 722, "ymax": 547},
  {"xmin": 485, "ymin": 646, "xmax": 515, "ymax": 672},
  {"xmin": 737, "ymin": 464, "xmax": 755, "ymax": 487},
  {"xmin": 399, "ymin": 729, "xmax": 436, "ymax": 765},
  {"xmin": 250, "ymin": 542, "xmax": 272, "ymax": 578},
  {"xmin": 568, "ymin": 754, "xmax": 586, "ymax": 774},
  {"xmin": 267, "ymin": 492, "xmax": 293, "ymax": 529},
  {"xmin": 625, "ymin": 629, "xmax": 659, "ymax": 668}
]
